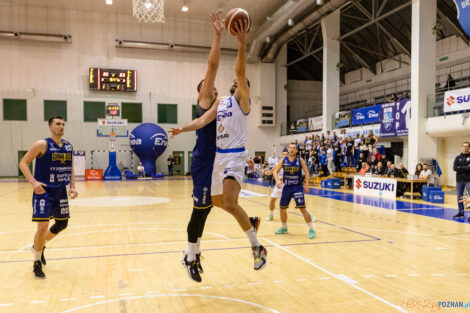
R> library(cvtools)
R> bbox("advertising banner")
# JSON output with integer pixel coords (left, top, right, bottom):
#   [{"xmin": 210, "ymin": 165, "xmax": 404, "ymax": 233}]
[
  {"xmin": 73, "ymin": 150, "xmax": 86, "ymax": 177},
  {"xmin": 296, "ymin": 118, "xmax": 308, "ymax": 133},
  {"xmin": 455, "ymin": 0, "xmax": 470, "ymax": 37},
  {"xmin": 85, "ymin": 169, "xmax": 103, "ymax": 180},
  {"xmin": 352, "ymin": 105, "xmax": 381, "ymax": 126},
  {"xmin": 353, "ymin": 175, "xmax": 397, "ymax": 199},
  {"xmin": 444, "ymin": 87, "xmax": 470, "ymax": 113},
  {"xmin": 334, "ymin": 111, "xmax": 351, "ymax": 128},
  {"xmin": 308, "ymin": 116, "xmax": 323, "ymax": 131},
  {"xmin": 380, "ymin": 99, "xmax": 411, "ymax": 137}
]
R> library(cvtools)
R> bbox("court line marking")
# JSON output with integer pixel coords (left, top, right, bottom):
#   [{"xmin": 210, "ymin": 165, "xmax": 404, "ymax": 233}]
[
  {"xmin": 57, "ymin": 294, "xmax": 282, "ymax": 313},
  {"xmin": 89, "ymin": 296, "xmax": 104, "ymax": 299},
  {"xmin": 145, "ymin": 291, "xmax": 160, "ymax": 294},
  {"xmin": 0, "ymin": 303, "xmax": 13, "ymax": 306},
  {"xmin": 60, "ymin": 298, "xmax": 75, "ymax": 301},
  {"xmin": 262, "ymin": 238, "xmax": 409, "ymax": 313},
  {"xmin": 29, "ymin": 300, "xmax": 45, "ymax": 304}
]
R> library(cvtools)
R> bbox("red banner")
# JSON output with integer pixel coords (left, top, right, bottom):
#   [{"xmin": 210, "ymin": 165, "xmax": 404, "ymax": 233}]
[{"xmin": 85, "ymin": 169, "xmax": 103, "ymax": 180}]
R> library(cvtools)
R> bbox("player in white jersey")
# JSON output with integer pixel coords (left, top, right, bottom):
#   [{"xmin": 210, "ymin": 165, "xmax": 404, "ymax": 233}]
[
  {"xmin": 263, "ymin": 150, "xmax": 288, "ymax": 221},
  {"xmin": 170, "ymin": 19, "xmax": 267, "ymax": 271}
]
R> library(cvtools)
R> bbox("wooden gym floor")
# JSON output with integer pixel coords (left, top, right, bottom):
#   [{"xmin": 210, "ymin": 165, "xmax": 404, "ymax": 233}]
[{"xmin": 0, "ymin": 178, "xmax": 469, "ymax": 313}]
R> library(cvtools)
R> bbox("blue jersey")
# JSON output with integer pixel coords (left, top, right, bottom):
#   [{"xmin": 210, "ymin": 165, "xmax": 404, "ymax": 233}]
[
  {"xmin": 34, "ymin": 138, "xmax": 73, "ymax": 188},
  {"xmin": 193, "ymin": 101, "xmax": 216, "ymax": 159},
  {"xmin": 282, "ymin": 156, "xmax": 303, "ymax": 186}
]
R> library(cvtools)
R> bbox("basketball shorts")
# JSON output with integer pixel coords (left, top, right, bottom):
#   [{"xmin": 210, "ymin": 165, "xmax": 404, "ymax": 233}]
[
  {"xmin": 279, "ymin": 185, "xmax": 306, "ymax": 209},
  {"xmin": 191, "ymin": 157, "xmax": 214, "ymax": 209},
  {"xmin": 271, "ymin": 185, "xmax": 283, "ymax": 199},
  {"xmin": 211, "ymin": 150, "xmax": 248, "ymax": 196},
  {"xmin": 32, "ymin": 186, "xmax": 70, "ymax": 221}
]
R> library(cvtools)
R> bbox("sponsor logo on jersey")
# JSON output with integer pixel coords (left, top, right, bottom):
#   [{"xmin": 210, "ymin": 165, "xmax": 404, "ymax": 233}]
[
  {"xmin": 217, "ymin": 134, "xmax": 229, "ymax": 140},
  {"xmin": 217, "ymin": 111, "xmax": 232, "ymax": 121},
  {"xmin": 218, "ymin": 125, "xmax": 224, "ymax": 132},
  {"xmin": 52, "ymin": 153, "xmax": 72, "ymax": 164}
]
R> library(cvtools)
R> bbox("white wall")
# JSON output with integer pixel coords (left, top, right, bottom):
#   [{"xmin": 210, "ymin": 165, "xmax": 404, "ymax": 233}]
[
  {"xmin": 287, "ymin": 80, "xmax": 322, "ymax": 121},
  {"xmin": 0, "ymin": 4, "xmax": 286, "ymax": 176}
]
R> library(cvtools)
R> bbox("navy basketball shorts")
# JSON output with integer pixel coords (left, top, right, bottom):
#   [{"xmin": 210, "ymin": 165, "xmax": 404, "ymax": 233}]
[
  {"xmin": 32, "ymin": 186, "xmax": 70, "ymax": 221},
  {"xmin": 191, "ymin": 158, "xmax": 214, "ymax": 209},
  {"xmin": 279, "ymin": 185, "xmax": 306, "ymax": 209}
]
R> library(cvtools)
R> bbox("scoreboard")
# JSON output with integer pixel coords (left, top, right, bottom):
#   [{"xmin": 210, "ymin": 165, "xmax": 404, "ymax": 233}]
[{"xmin": 89, "ymin": 68, "xmax": 137, "ymax": 92}]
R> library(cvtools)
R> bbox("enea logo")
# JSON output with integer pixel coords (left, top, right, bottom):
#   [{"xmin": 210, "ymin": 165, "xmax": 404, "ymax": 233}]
[
  {"xmin": 356, "ymin": 112, "xmax": 365, "ymax": 120},
  {"xmin": 129, "ymin": 133, "xmax": 142, "ymax": 145},
  {"xmin": 151, "ymin": 133, "xmax": 168, "ymax": 147},
  {"xmin": 355, "ymin": 178, "xmax": 362, "ymax": 189},
  {"xmin": 367, "ymin": 110, "xmax": 379, "ymax": 118},
  {"xmin": 446, "ymin": 96, "xmax": 455, "ymax": 106}
]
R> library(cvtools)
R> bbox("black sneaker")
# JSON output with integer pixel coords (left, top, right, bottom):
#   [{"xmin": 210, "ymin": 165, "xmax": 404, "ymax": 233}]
[
  {"xmin": 33, "ymin": 260, "xmax": 46, "ymax": 279},
  {"xmin": 252, "ymin": 245, "xmax": 267, "ymax": 271},
  {"xmin": 453, "ymin": 213, "xmax": 465, "ymax": 219},
  {"xmin": 249, "ymin": 217, "xmax": 261, "ymax": 232},
  {"xmin": 181, "ymin": 255, "xmax": 202, "ymax": 282},
  {"xmin": 196, "ymin": 253, "xmax": 203, "ymax": 274},
  {"xmin": 30, "ymin": 245, "xmax": 46, "ymax": 265}
]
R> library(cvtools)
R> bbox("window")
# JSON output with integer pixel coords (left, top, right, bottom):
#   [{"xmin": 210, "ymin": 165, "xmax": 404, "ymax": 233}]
[
  {"xmin": 44, "ymin": 100, "xmax": 67, "ymax": 121},
  {"xmin": 192, "ymin": 105, "xmax": 197, "ymax": 120},
  {"xmin": 84, "ymin": 101, "xmax": 105, "ymax": 122},
  {"xmin": 122, "ymin": 102, "xmax": 142, "ymax": 123},
  {"xmin": 3, "ymin": 99, "xmax": 27, "ymax": 121},
  {"xmin": 158, "ymin": 103, "xmax": 177, "ymax": 124}
]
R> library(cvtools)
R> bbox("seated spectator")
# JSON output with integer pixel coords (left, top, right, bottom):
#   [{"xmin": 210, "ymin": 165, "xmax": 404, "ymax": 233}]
[
  {"xmin": 387, "ymin": 93, "xmax": 398, "ymax": 103},
  {"xmin": 398, "ymin": 163, "xmax": 409, "ymax": 178},
  {"xmin": 357, "ymin": 153, "xmax": 367, "ymax": 171},
  {"xmin": 415, "ymin": 163, "xmax": 423, "ymax": 178},
  {"xmin": 374, "ymin": 161, "xmax": 385, "ymax": 176},
  {"xmin": 444, "ymin": 74, "xmax": 456, "ymax": 90},
  {"xmin": 388, "ymin": 164, "xmax": 400, "ymax": 178},
  {"xmin": 384, "ymin": 161, "xmax": 393, "ymax": 176},
  {"xmin": 419, "ymin": 164, "xmax": 435, "ymax": 186},
  {"xmin": 358, "ymin": 162, "xmax": 370, "ymax": 175},
  {"xmin": 137, "ymin": 162, "xmax": 145, "ymax": 177},
  {"xmin": 400, "ymin": 91, "xmax": 409, "ymax": 100}
]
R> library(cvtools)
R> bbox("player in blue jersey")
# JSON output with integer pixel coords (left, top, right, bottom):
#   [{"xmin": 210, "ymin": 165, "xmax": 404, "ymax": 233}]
[
  {"xmin": 272, "ymin": 143, "xmax": 316, "ymax": 239},
  {"xmin": 19, "ymin": 116, "xmax": 78, "ymax": 279}
]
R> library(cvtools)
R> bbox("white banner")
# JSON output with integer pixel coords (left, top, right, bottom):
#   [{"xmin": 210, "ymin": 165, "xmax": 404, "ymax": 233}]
[
  {"xmin": 97, "ymin": 118, "xmax": 127, "ymax": 126},
  {"xmin": 444, "ymin": 87, "xmax": 470, "ymax": 112},
  {"xmin": 73, "ymin": 150, "xmax": 86, "ymax": 177},
  {"xmin": 308, "ymin": 116, "xmax": 323, "ymax": 131},
  {"xmin": 353, "ymin": 175, "xmax": 397, "ymax": 199}
]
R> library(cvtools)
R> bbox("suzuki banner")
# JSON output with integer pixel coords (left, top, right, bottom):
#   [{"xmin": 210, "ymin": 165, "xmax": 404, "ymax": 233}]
[
  {"xmin": 353, "ymin": 175, "xmax": 397, "ymax": 199},
  {"xmin": 308, "ymin": 116, "xmax": 323, "ymax": 131},
  {"xmin": 380, "ymin": 99, "xmax": 411, "ymax": 137},
  {"xmin": 455, "ymin": 0, "xmax": 470, "ymax": 37},
  {"xmin": 444, "ymin": 87, "xmax": 470, "ymax": 113},
  {"xmin": 352, "ymin": 104, "xmax": 381, "ymax": 126}
]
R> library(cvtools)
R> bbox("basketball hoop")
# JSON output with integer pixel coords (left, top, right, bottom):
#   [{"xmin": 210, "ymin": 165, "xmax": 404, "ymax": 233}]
[
  {"xmin": 133, "ymin": 0, "xmax": 165, "ymax": 23},
  {"xmin": 109, "ymin": 132, "xmax": 117, "ymax": 152}
]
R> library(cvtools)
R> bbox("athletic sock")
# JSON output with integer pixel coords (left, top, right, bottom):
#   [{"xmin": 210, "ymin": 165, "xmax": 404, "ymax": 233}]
[
  {"xmin": 307, "ymin": 222, "xmax": 313, "ymax": 230},
  {"xmin": 187, "ymin": 243, "xmax": 197, "ymax": 262},
  {"xmin": 268, "ymin": 211, "xmax": 273, "ymax": 217},
  {"xmin": 245, "ymin": 226, "xmax": 260, "ymax": 248},
  {"xmin": 282, "ymin": 223, "xmax": 287, "ymax": 229},
  {"xmin": 34, "ymin": 249, "xmax": 42, "ymax": 261},
  {"xmin": 195, "ymin": 237, "xmax": 201, "ymax": 254}
]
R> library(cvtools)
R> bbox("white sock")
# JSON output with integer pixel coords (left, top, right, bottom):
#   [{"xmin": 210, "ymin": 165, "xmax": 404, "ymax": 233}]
[
  {"xmin": 268, "ymin": 211, "xmax": 273, "ymax": 217},
  {"xmin": 196, "ymin": 237, "xmax": 201, "ymax": 254},
  {"xmin": 245, "ymin": 226, "xmax": 260, "ymax": 248},
  {"xmin": 187, "ymin": 243, "xmax": 197, "ymax": 262},
  {"xmin": 282, "ymin": 223, "xmax": 287, "ymax": 229},
  {"xmin": 307, "ymin": 222, "xmax": 313, "ymax": 230},
  {"xmin": 34, "ymin": 249, "xmax": 41, "ymax": 261}
]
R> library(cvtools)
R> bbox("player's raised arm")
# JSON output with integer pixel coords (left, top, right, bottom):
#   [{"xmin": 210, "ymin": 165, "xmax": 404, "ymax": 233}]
[
  {"xmin": 19, "ymin": 140, "xmax": 47, "ymax": 194},
  {"xmin": 232, "ymin": 19, "xmax": 250, "ymax": 114},
  {"xmin": 199, "ymin": 13, "xmax": 223, "ymax": 109},
  {"xmin": 169, "ymin": 101, "xmax": 219, "ymax": 137},
  {"xmin": 300, "ymin": 158, "xmax": 310, "ymax": 193}
]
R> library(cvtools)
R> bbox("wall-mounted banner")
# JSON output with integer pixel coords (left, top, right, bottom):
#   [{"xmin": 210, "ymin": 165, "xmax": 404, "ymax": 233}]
[
  {"xmin": 380, "ymin": 99, "xmax": 411, "ymax": 137},
  {"xmin": 444, "ymin": 87, "xmax": 470, "ymax": 113},
  {"xmin": 308, "ymin": 116, "xmax": 323, "ymax": 131},
  {"xmin": 455, "ymin": 0, "xmax": 470, "ymax": 37},
  {"xmin": 296, "ymin": 118, "xmax": 308, "ymax": 133},
  {"xmin": 73, "ymin": 150, "xmax": 86, "ymax": 177},
  {"xmin": 334, "ymin": 111, "xmax": 351, "ymax": 128},
  {"xmin": 352, "ymin": 104, "xmax": 381, "ymax": 126}
]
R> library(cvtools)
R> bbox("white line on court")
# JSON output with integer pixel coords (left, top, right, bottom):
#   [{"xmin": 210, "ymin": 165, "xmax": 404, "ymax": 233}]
[
  {"xmin": 295, "ymin": 278, "xmax": 307, "ymax": 281},
  {"xmin": 385, "ymin": 275, "xmax": 399, "ymax": 277},
  {"xmin": 455, "ymin": 273, "xmax": 467, "ymax": 276},
  {"xmin": 262, "ymin": 238, "xmax": 409, "ymax": 313},
  {"xmin": 145, "ymin": 291, "xmax": 160, "ymax": 294},
  {"xmin": 272, "ymin": 280, "xmax": 284, "ymax": 283},
  {"xmin": 58, "ymin": 294, "xmax": 282, "ymax": 313},
  {"xmin": 60, "ymin": 298, "xmax": 75, "ymax": 301},
  {"xmin": 172, "ymin": 289, "xmax": 187, "ymax": 292},
  {"xmin": 17, "ymin": 244, "xmax": 31, "ymax": 252},
  {"xmin": 248, "ymin": 282, "xmax": 261, "ymax": 285},
  {"xmin": 431, "ymin": 274, "xmax": 444, "ymax": 276},
  {"xmin": 318, "ymin": 277, "xmax": 330, "ymax": 280},
  {"xmin": 363, "ymin": 275, "xmax": 375, "ymax": 278},
  {"xmin": 0, "ymin": 303, "xmax": 13, "ymax": 307},
  {"xmin": 199, "ymin": 286, "xmax": 212, "ymax": 289},
  {"xmin": 89, "ymin": 296, "xmax": 105, "ymax": 299},
  {"xmin": 29, "ymin": 300, "xmax": 45, "ymax": 304}
]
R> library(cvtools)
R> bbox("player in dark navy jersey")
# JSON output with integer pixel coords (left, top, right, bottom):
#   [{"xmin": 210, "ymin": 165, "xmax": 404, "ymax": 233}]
[
  {"xmin": 19, "ymin": 116, "xmax": 78, "ymax": 279},
  {"xmin": 272, "ymin": 143, "xmax": 316, "ymax": 239}
]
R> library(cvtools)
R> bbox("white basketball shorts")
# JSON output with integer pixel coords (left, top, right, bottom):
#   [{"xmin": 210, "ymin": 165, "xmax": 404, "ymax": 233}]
[{"xmin": 211, "ymin": 150, "xmax": 248, "ymax": 196}]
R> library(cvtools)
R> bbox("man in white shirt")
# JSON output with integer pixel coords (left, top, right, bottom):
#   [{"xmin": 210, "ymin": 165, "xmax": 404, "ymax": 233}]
[
  {"xmin": 327, "ymin": 146, "xmax": 334, "ymax": 175},
  {"xmin": 137, "ymin": 162, "xmax": 145, "ymax": 177},
  {"xmin": 419, "ymin": 164, "xmax": 435, "ymax": 186},
  {"xmin": 268, "ymin": 152, "xmax": 278, "ymax": 170}
]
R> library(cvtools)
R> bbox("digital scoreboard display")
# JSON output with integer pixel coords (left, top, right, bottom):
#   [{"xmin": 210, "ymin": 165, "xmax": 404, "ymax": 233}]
[
  {"xmin": 106, "ymin": 103, "xmax": 120, "ymax": 117},
  {"xmin": 89, "ymin": 68, "xmax": 137, "ymax": 92}
]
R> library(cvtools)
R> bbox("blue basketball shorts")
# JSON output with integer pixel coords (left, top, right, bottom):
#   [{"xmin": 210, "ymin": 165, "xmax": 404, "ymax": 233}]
[
  {"xmin": 191, "ymin": 157, "xmax": 214, "ymax": 209},
  {"xmin": 32, "ymin": 186, "xmax": 70, "ymax": 221},
  {"xmin": 279, "ymin": 185, "xmax": 306, "ymax": 209}
]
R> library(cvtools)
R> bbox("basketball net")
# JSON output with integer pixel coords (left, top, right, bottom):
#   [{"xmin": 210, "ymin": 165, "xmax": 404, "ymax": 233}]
[
  {"xmin": 133, "ymin": 0, "xmax": 165, "ymax": 23},
  {"xmin": 109, "ymin": 132, "xmax": 117, "ymax": 152}
]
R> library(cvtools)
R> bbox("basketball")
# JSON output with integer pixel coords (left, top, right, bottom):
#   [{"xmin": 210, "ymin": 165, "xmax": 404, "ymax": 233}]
[{"xmin": 225, "ymin": 8, "xmax": 251, "ymax": 36}]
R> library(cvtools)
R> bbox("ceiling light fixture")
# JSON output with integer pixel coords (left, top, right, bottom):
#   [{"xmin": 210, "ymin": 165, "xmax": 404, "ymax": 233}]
[
  {"xmin": 287, "ymin": 19, "xmax": 294, "ymax": 26},
  {"xmin": 182, "ymin": 5, "xmax": 189, "ymax": 12},
  {"xmin": 266, "ymin": 36, "xmax": 271, "ymax": 43},
  {"xmin": 316, "ymin": 0, "xmax": 325, "ymax": 5},
  {"xmin": 105, "ymin": 0, "xmax": 112, "ymax": 5}
]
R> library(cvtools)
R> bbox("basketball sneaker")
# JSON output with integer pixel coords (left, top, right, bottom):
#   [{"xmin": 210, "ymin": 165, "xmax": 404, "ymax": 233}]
[
  {"xmin": 30, "ymin": 245, "xmax": 46, "ymax": 265},
  {"xmin": 266, "ymin": 214, "xmax": 273, "ymax": 221},
  {"xmin": 274, "ymin": 227, "xmax": 288, "ymax": 234},
  {"xmin": 33, "ymin": 260, "xmax": 46, "ymax": 279},
  {"xmin": 249, "ymin": 217, "xmax": 261, "ymax": 232},
  {"xmin": 196, "ymin": 253, "xmax": 203, "ymax": 274},
  {"xmin": 252, "ymin": 245, "xmax": 267, "ymax": 270},
  {"xmin": 309, "ymin": 229, "xmax": 316, "ymax": 239},
  {"xmin": 181, "ymin": 254, "xmax": 201, "ymax": 282}
]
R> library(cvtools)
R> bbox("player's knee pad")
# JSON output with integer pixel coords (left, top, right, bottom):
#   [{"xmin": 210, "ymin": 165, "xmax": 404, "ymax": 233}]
[{"xmin": 50, "ymin": 219, "xmax": 68, "ymax": 234}]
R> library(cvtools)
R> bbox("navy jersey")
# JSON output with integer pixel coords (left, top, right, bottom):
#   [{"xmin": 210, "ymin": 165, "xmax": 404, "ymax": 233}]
[
  {"xmin": 282, "ymin": 156, "xmax": 303, "ymax": 186},
  {"xmin": 193, "ymin": 101, "xmax": 216, "ymax": 159},
  {"xmin": 34, "ymin": 138, "xmax": 73, "ymax": 188}
]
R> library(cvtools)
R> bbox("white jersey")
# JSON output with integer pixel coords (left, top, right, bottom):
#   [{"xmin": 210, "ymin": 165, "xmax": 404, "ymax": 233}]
[{"xmin": 216, "ymin": 95, "xmax": 249, "ymax": 150}]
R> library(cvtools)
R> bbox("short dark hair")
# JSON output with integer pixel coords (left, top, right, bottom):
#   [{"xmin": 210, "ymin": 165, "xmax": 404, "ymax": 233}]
[
  {"xmin": 48, "ymin": 116, "xmax": 64, "ymax": 125},
  {"xmin": 197, "ymin": 79, "xmax": 204, "ymax": 93}
]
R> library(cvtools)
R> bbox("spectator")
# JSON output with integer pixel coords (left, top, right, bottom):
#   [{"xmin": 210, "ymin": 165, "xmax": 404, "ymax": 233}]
[
  {"xmin": 327, "ymin": 145, "xmax": 334, "ymax": 175},
  {"xmin": 365, "ymin": 130, "xmax": 378, "ymax": 150},
  {"xmin": 309, "ymin": 150, "xmax": 320, "ymax": 175},
  {"xmin": 415, "ymin": 164, "xmax": 423, "ymax": 177},
  {"xmin": 137, "ymin": 162, "xmax": 145, "ymax": 178},
  {"xmin": 400, "ymin": 91, "xmax": 409, "ymax": 100},
  {"xmin": 419, "ymin": 164, "xmax": 435, "ymax": 186},
  {"xmin": 320, "ymin": 149, "xmax": 328, "ymax": 176},
  {"xmin": 398, "ymin": 163, "xmax": 409, "ymax": 178},
  {"xmin": 387, "ymin": 93, "xmax": 398, "ymax": 103},
  {"xmin": 453, "ymin": 142, "xmax": 470, "ymax": 220},
  {"xmin": 359, "ymin": 139, "xmax": 369, "ymax": 158},
  {"xmin": 358, "ymin": 162, "xmax": 370, "ymax": 175},
  {"xmin": 444, "ymin": 74, "xmax": 456, "ymax": 90},
  {"xmin": 167, "ymin": 154, "xmax": 175, "ymax": 176},
  {"xmin": 388, "ymin": 164, "xmax": 399, "ymax": 178},
  {"xmin": 374, "ymin": 161, "xmax": 385, "ymax": 176},
  {"xmin": 384, "ymin": 161, "xmax": 393, "ymax": 176}
]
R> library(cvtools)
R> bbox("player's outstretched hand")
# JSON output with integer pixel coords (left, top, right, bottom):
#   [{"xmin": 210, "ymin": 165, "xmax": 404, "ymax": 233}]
[
  {"xmin": 32, "ymin": 180, "xmax": 47, "ymax": 195},
  {"xmin": 233, "ymin": 19, "xmax": 248, "ymax": 43},
  {"xmin": 69, "ymin": 188, "xmax": 78, "ymax": 199},
  {"xmin": 209, "ymin": 12, "xmax": 224, "ymax": 35},
  {"xmin": 169, "ymin": 127, "xmax": 183, "ymax": 138}
]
